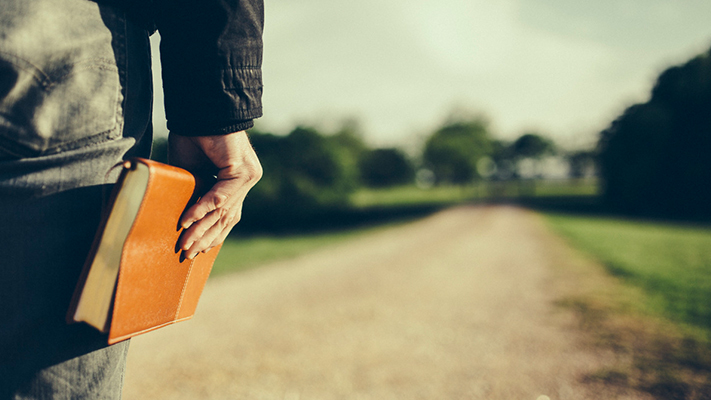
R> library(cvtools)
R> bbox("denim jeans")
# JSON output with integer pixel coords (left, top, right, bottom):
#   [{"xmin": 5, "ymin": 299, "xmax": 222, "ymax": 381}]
[{"xmin": 0, "ymin": 0, "xmax": 152, "ymax": 398}]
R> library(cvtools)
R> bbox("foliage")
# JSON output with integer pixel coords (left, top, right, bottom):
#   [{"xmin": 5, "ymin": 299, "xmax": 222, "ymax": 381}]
[
  {"xmin": 330, "ymin": 118, "xmax": 369, "ymax": 158},
  {"xmin": 487, "ymin": 139, "xmax": 516, "ymax": 180},
  {"xmin": 241, "ymin": 126, "xmax": 361, "ymax": 230},
  {"xmin": 422, "ymin": 117, "xmax": 493, "ymax": 184},
  {"xmin": 359, "ymin": 148, "xmax": 415, "ymax": 187},
  {"xmin": 330, "ymin": 119, "xmax": 369, "ymax": 185},
  {"xmin": 567, "ymin": 150, "xmax": 597, "ymax": 179},
  {"xmin": 489, "ymin": 139, "xmax": 514, "ymax": 163},
  {"xmin": 486, "ymin": 133, "xmax": 557, "ymax": 181},
  {"xmin": 598, "ymin": 48, "xmax": 711, "ymax": 219},
  {"xmin": 512, "ymin": 133, "xmax": 556, "ymax": 159}
]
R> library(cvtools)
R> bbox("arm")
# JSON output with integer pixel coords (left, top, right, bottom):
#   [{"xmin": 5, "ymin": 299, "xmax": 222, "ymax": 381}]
[
  {"xmin": 153, "ymin": 0, "xmax": 264, "ymax": 135},
  {"xmin": 153, "ymin": 0, "xmax": 265, "ymax": 257}
]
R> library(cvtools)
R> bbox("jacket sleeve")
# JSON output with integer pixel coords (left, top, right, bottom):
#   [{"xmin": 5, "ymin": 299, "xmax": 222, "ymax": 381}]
[{"xmin": 153, "ymin": 0, "xmax": 264, "ymax": 136}]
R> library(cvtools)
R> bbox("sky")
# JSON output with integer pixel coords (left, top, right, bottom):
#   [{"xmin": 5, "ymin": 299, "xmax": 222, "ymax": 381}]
[{"xmin": 151, "ymin": 0, "xmax": 711, "ymax": 149}]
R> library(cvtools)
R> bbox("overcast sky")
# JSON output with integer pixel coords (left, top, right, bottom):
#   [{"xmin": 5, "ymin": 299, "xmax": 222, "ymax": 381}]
[{"xmin": 152, "ymin": 0, "xmax": 711, "ymax": 149}]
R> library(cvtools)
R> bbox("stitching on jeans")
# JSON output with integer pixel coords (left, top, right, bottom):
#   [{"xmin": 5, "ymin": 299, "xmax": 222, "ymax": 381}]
[
  {"xmin": 114, "ymin": 12, "xmax": 128, "ymax": 142},
  {"xmin": 0, "ymin": 51, "xmax": 119, "ymax": 91},
  {"xmin": 44, "ymin": 59, "xmax": 119, "ymax": 89},
  {"xmin": 0, "ymin": 51, "xmax": 52, "ymax": 89}
]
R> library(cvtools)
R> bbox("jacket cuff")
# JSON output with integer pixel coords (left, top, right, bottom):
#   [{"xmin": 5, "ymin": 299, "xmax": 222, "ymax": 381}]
[{"xmin": 168, "ymin": 119, "xmax": 255, "ymax": 137}]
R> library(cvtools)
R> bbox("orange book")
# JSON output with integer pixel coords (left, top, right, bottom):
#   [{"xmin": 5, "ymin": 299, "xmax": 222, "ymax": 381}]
[{"xmin": 67, "ymin": 158, "xmax": 221, "ymax": 344}]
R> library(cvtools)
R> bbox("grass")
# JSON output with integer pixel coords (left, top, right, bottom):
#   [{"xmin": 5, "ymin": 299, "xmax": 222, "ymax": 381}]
[
  {"xmin": 545, "ymin": 213, "xmax": 711, "ymax": 330},
  {"xmin": 350, "ymin": 184, "xmax": 484, "ymax": 208},
  {"xmin": 543, "ymin": 212, "xmax": 711, "ymax": 399},
  {"xmin": 351, "ymin": 178, "xmax": 598, "ymax": 208},
  {"xmin": 527, "ymin": 178, "xmax": 598, "ymax": 197}
]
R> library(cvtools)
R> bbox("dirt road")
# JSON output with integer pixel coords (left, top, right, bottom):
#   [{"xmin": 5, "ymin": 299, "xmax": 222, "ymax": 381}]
[{"xmin": 122, "ymin": 206, "xmax": 647, "ymax": 399}]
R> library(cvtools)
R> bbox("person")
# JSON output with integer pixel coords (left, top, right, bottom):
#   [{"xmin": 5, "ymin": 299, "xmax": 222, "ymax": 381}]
[{"xmin": 0, "ymin": 0, "xmax": 263, "ymax": 398}]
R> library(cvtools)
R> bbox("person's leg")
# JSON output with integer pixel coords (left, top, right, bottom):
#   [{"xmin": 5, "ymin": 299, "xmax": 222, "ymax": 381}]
[
  {"xmin": 0, "ymin": 191, "xmax": 134, "ymax": 399},
  {"xmin": 12, "ymin": 341, "xmax": 130, "ymax": 400},
  {"xmin": 0, "ymin": 0, "xmax": 152, "ymax": 398}
]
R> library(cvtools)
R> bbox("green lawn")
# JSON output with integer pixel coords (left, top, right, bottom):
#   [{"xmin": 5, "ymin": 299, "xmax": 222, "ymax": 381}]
[
  {"xmin": 350, "ymin": 184, "xmax": 484, "ymax": 208},
  {"xmin": 545, "ymin": 213, "xmax": 711, "ymax": 329},
  {"xmin": 351, "ymin": 178, "xmax": 598, "ymax": 208},
  {"xmin": 528, "ymin": 178, "xmax": 598, "ymax": 197}
]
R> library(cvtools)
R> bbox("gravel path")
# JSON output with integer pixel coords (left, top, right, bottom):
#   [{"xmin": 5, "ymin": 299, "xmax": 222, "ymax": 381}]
[{"xmin": 122, "ymin": 205, "xmax": 648, "ymax": 399}]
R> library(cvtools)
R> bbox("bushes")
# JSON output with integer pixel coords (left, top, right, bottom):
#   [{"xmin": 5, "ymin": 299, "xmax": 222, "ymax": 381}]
[
  {"xmin": 359, "ymin": 148, "xmax": 414, "ymax": 188},
  {"xmin": 240, "ymin": 127, "xmax": 360, "ymax": 231}
]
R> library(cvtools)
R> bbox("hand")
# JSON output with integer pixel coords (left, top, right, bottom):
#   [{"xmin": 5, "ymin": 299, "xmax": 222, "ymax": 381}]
[{"xmin": 168, "ymin": 130, "xmax": 262, "ymax": 259}]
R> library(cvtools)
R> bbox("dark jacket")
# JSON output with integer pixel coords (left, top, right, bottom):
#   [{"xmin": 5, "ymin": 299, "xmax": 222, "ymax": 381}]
[{"xmin": 101, "ymin": 0, "xmax": 264, "ymax": 136}]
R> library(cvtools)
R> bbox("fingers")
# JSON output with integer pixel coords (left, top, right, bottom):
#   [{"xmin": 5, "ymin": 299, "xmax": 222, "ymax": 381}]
[
  {"xmin": 181, "ymin": 209, "xmax": 239, "ymax": 259},
  {"xmin": 179, "ymin": 180, "xmax": 246, "ymax": 258},
  {"xmin": 206, "ymin": 205, "xmax": 241, "ymax": 249},
  {"xmin": 179, "ymin": 184, "xmax": 230, "ymax": 230},
  {"xmin": 171, "ymin": 131, "xmax": 262, "ymax": 259},
  {"xmin": 178, "ymin": 207, "xmax": 223, "ymax": 252},
  {"xmin": 178, "ymin": 174, "xmax": 255, "ymax": 258}
]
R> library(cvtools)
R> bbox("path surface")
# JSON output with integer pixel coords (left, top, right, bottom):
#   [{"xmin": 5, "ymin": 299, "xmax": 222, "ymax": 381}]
[{"xmin": 122, "ymin": 206, "xmax": 647, "ymax": 399}]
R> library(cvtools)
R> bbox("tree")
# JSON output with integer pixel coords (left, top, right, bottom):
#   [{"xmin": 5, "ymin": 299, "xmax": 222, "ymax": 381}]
[
  {"xmin": 359, "ymin": 148, "xmax": 414, "ymax": 187},
  {"xmin": 241, "ymin": 126, "xmax": 361, "ymax": 230},
  {"xmin": 567, "ymin": 150, "xmax": 597, "ymax": 179},
  {"xmin": 488, "ymin": 139, "xmax": 516, "ymax": 180},
  {"xmin": 422, "ymin": 117, "xmax": 493, "ymax": 184},
  {"xmin": 598, "ymin": 47, "xmax": 711, "ymax": 219},
  {"xmin": 330, "ymin": 118, "xmax": 369, "ymax": 186},
  {"xmin": 511, "ymin": 133, "xmax": 555, "ymax": 160}
]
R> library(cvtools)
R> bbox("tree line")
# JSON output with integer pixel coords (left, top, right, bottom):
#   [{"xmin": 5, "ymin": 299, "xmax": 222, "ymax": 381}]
[
  {"xmin": 598, "ymin": 46, "xmax": 711, "ymax": 220},
  {"xmin": 151, "ymin": 113, "xmax": 585, "ymax": 231}
]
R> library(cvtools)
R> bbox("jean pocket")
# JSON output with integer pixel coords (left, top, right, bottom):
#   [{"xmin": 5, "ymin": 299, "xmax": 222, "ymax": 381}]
[{"xmin": 0, "ymin": 52, "xmax": 121, "ymax": 159}]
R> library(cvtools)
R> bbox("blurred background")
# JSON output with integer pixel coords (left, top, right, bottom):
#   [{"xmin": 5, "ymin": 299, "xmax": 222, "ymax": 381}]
[
  {"xmin": 150, "ymin": 0, "xmax": 711, "ymax": 230},
  {"xmin": 138, "ymin": 1, "xmax": 711, "ymax": 398}
]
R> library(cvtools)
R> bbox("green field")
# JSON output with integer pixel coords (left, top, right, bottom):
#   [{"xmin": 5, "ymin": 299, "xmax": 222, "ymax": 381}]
[
  {"xmin": 545, "ymin": 213, "xmax": 711, "ymax": 330},
  {"xmin": 351, "ymin": 178, "xmax": 598, "ymax": 208},
  {"xmin": 350, "ymin": 184, "xmax": 483, "ymax": 208}
]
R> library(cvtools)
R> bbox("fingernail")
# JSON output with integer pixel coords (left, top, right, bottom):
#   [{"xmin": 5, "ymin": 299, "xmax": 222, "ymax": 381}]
[
  {"xmin": 182, "ymin": 240, "xmax": 194, "ymax": 251},
  {"xmin": 187, "ymin": 252, "xmax": 197, "ymax": 260},
  {"xmin": 182, "ymin": 221, "xmax": 193, "ymax": 230}
]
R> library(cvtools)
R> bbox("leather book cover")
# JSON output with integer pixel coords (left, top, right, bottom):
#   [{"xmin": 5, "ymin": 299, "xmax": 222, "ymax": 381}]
[{"xmin": 67, "ymin": 158, "xmax": 222, "ymax": 345}]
